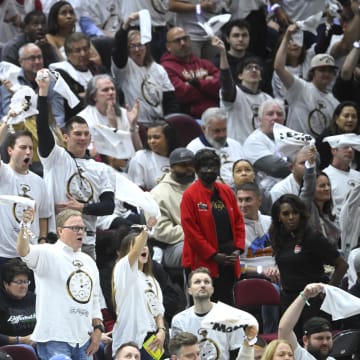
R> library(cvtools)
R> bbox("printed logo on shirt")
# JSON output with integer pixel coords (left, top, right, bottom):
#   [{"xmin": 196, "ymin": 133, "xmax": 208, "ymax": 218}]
[
  {"xmin": 13, "ymin": 184, "xmax": 34, "ymax": 223},
  {"xmin": 197, "ymin": 202, "xmax": 208, "ymax": 211},
  {"xmin": 67, "ymin": 167, "xmax": 94, "ymax": 203},
  {"xmin": 198, "ymin": 329, "xmax": 220, "ymax": 360},
  {"xmin": 308, "ymin": 100, "xmax": 327, "ymax": 136}
]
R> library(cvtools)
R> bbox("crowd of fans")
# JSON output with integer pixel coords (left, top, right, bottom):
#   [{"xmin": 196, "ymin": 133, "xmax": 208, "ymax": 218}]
[{"xmin": 2, "ymin": 0, "xmax": 360, "ymax": 359}]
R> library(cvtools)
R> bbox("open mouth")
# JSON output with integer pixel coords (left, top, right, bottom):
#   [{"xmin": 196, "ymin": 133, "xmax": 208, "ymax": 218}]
[
  {"xmin": 24, "ymin": 158, "xmax": 30, "ymax": 164},
  {"xmin": 140, "ymin": 251, "xmax": 147, "ymax": 257}
]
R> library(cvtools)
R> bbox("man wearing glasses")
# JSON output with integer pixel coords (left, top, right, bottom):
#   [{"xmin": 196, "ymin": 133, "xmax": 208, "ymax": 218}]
[
  {"xmin": 161, "ymin": 26, "xmax": 220, "ymax": 120},
  {"xmin": 17, "ymin": 208, "xmax": 104, "ymax": 360},
  {"xmin": 0, "ymin": 42, "xmax": 64, "ymax": 128}
]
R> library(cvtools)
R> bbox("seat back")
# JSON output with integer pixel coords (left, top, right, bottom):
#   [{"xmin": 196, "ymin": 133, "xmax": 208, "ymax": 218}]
[
  {"xmin": 164, "ymin": 113, "xmax": 203, "ymax": 147},
  {"xmin": 0, "ymin": 345, "xmax": 38, "ymax": 360},
  {"xmin": 233, "ymin": 278, "xmax": 280, "ymax": 308},
  {"xmin": 330, "ymin": 329, "xmax": 360, "ymax": 359}
]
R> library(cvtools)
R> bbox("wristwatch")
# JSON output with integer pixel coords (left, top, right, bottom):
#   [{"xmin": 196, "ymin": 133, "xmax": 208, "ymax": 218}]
[
  {"xmin": 353, "ymin": 41, "xmax": 360, "ymax": 49},
  {"xmin": 93, "ymin": 324, "xmax": 105, "ymax": 333}
]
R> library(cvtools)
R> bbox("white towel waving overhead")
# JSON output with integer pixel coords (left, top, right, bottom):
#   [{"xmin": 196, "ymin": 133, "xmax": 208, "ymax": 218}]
[
  {"xmin": 91, "ymin": 124, "xmax": 135, "ymax": 159},
  {"xmin": 139, "ymin": 9, "xmax": 152, "ymax": 44},
  {"xmin": 50, "ymin": 70, "xmax": 80, "ymax": 108},
  {"xmin": 198, "ymin": 13, "xmax": 231, "ymax": 37},
  {"xmin": 323, "ymin": 133, "xmax": 360, "ymax": 151},
  {"xmin": 0, "ymin": 61, "xmax": 21, "ymax": 91},
  {"xmin": 201, "ymin": 301, "xmax": 258, "ymax": 333},
  {"xmin": 321, "ymin": 284, "xmax": 360, "ymax": 320},
  {"xmin": 115, "ymin": 173, "xmax": 160, "ymax": 218},
  {"xmin": 0, "ymin": 195, "xmax": 35, "ymax": 209},
  {"xmin": 296, "ymin": 12, "xmax": 324, "ymax": 36},
  {"xmin": 273, "ymin": 123, "xmax": 314, "ymax": 158},
  {"xmin": 6, "ymin": 86, "xmax": 38, "ymax": 125}
]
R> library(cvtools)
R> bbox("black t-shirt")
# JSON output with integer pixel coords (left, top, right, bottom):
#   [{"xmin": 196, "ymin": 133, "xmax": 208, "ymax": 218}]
[
  {"xmin": 0, "ymin": 288, "xmax": 36, "ymax": 345},
  {"xmin": 275, "ymin": 226, "xmax": 340, "ymax": 293}
]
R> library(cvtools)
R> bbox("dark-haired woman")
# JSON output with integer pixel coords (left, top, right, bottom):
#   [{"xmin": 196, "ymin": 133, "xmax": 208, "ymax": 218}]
[
  {"xmin": 45, "ymin": 0, "xmax": 101, "ymax": 64},
  {"xmin": 128, "ymin": 120, "xmax": 177, "ymax": 191},
  {"xmin": 316, "ymin": 101, "xmax": 360, "ymax": 170},
  {"xmin": 269, "ymin": 194, "xmax": 347, "ymax": 334},
  {"xmin": 112, "ymin": 227, "xmax": 165, "ymax": 359},
  {"xmin": 0, "ymin": 259, "xmax": 36, "ymax": 354}
]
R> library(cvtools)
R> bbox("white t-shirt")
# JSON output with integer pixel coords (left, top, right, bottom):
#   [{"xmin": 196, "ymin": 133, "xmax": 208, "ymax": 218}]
[
  {"xmin": 281, "ymin": 0, "xmax": 327, "ymax": 21},
  {"xmin": 39, "ymin": 144, "xmax": 114, "ymax": 244},
  {"xmin": 285, "ymin": 77, "xmax": 339, "ymax": 138},
  {"xmin": 323, "ymin": 165, "xmax": 360, "ymax": 227},
  {"xmin": 171, "ymin": 304, "xmax": 243, "ymax": 360},
  {"xmin": 241, "ymin": 212, "xmax": 274, "ymax": 268},
  {"xmin": 187, "ymin": 136, "xmax": 244, "ymax": 186},
  {"xmin": 221, "ymin": 86, "xmax": 272, "ymax": 144},
  {"xmin": 111, "ymin": 58, "xmax": 175, "ymax": 125},
  {"xmin": 294, "ymin": 343, "xmax": 335, "ymax": 360},
  {"xmin": 270, "ymin": 173, "xmax": 300, "ymax": 203},
  {"xmin": 227, "ymin": 0, "xmax": 266, "ymax": 19},
  {"xmin": 23, "ymin": 241, "xmax": 102, "ymax": 345},
  {"xmin": 128, "ymin": 150, "xmax": 170, "ymax": 190},
  {"xmin": 118, "ymin": 0, "xmax": 168, "ymax": 27},
  {"xmin": 0, "ymin": 163, "xmax": 52, "ymax": 258},
  {"xmin": 112, "ymin": 255, "xmax": 164, "ymax": 355},
  {"xmin": 243, "ymin": 129, "xmax": 284, "ymax": 192}
]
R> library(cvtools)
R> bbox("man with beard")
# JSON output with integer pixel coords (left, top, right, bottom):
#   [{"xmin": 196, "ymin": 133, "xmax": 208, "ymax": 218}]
[
  {"xmin": 181, "ymin": 149, "xmax": 245, "ymax": 305},
  {"xmin": 278, "ymin": 283, "xmax": 335, "ymax": 360},
  {"xmin": 150, "ymin": 147, "xmax": 195, "ymax": 269},
  {"xmin": 171, "ymin": 267, "xmax": 243, "ymax": 360},
  {"xmin": 187, "ymin": 107, "xmax": 244, "ymax": 187}
]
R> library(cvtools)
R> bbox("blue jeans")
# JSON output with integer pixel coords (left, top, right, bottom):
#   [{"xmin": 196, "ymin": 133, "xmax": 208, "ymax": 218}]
[{"xmin": 37, "ymin": 340, "xmax": 92, "ymax": 360}]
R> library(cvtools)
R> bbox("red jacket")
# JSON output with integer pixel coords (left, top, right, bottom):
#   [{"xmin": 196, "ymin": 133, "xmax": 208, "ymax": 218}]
[
  {"xmin": 161, "ymin": 52, "xmax": 220, "ymax": 118},
  {"xmin": 180, "ymin": 180, "xmax": 245, "ymax": 278}
]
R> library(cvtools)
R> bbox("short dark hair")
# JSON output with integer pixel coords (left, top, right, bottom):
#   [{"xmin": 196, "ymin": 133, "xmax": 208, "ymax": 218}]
[
  {"xmin": 236, "ymin": 55, "xmax": 263, "ymax": 77},
  {"xmin": 193, "ymin": 149, "xmax": 220, "ymax": 173},
  {"xmin": 169, "ymin": 332, "xmax": 198, "ymax": 357},
  {"xmin": 114, "ymin": 341, "xmax": 140, "ymax": 358},
  {"xmin": 224, "ymin": 19, "xmax": 250, "ymax": 37},
  {"xmin": 188, "ymin": 267, "xmax": 212, "ymax": 287},
  {"xmin": 7, "ymin": 130, "xmax": 33, "ymax": 149},
  {"xmin": 24, "ymin": 10, "xmax": 46, "ymax": 27},
  {"xmin": 64, "ymin": 116, "xmax": 89, "ymax": 134},
  {"xmin": 1, "ymin": 259, "xmax": 31, "ymax": 284},
  {"xmin": 303, "ymin": 316, "xmax": 332, "ymax": 337},
  {"xmin": 330, "ymin": 101, "xmax": 360, "ymax": 134},
  {"xmin": 64, "ymin": 32, "xmax": 91, "ymax": 56},
  {"xmin": 236, "ymin": 181, "xmax": 261, "ymax": 196}
]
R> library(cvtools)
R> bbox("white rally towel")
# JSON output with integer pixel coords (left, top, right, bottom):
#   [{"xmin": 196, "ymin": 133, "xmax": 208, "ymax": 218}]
[
  {"xmin": 201, "ymin": 301, "xmax": 258, "ymax": 333},
  {"xmin": 0, "ymin": 61, "xmax": 21, "ymax": 91},
  {"xmin": 0, "ymin": 195, "xmax": 35, "ymax": 209},
  {"xmin": 139, "ymin": 9, "xmax": 152, "ymax": 45},
  {"xmin": 273, "ymin": 123, "xmax": 314, "ymax": 159},
  {"xmin": 91, "ymin": 124, "xmax": 135, "ymax": 159},
  {"xmin": 5, "ymin": 86, "xmax": 38, "ymax": 125},
  {"xmin": 198, "ymin": 13, "xmax": 232, "ymax": 38},
  {"xmin": 296, "ymin": 12, "xmax": 324, "ymax": 36},
  {"xmin": 50, "ymin": 70, "xmax": 80, "ymax": 108},
  {"xmin": 115, "ymin": 173, "xmax": 160, "ymax": 218},
  {"xmin": 321, "ymin": 284, "xmax": 360, "ymax": 320},
  {"xmin": 323, "ymin": 133, "xmax": 360, "ymax": 151}
]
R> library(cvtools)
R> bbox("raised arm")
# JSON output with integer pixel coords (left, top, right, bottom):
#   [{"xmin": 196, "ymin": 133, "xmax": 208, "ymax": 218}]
[
  {"xmin": 169, "ymin": 0, "xmax": 215, "ymax": 13},
  {"xmin": 340, "ymin": 45, "xmax": 360, "ymax": 81},
  {"xmin": 278, "ymin": 283, "xmax": 325, "ymax": 351},
  {"xmin": 274, "ymin": 24, "xmax": 298, "ymax": 90},
  {"xmin": 331, "ymin": 1, "xmax": 360, "ymax": 60},
  {"xmin": 211, "ymin": 36, "xmax": 236, "ymax": 102},
  {"xmin": 35, "ymin": 69, "xmax": 55, "ymax": 158},
  {"xmin": 16, "ymin": 208, "xmax": 34, "ymax": 257},
  {"xmin": 112, "ymin": 12, "xmax": 139, "ymax": 69}
]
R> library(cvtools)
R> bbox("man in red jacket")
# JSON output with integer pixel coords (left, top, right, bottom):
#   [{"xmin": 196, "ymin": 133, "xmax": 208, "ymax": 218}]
[
  {"xmin": 180, "ymin": 149, "xmax": 245, "ymax": 305},
  {"xmin": 161, "ymin": 27, "xmax": 220, "ymax": 119}
]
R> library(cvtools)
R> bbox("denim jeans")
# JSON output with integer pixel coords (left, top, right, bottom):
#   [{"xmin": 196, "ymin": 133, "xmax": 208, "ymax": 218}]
[{"xmin": 37, "ymin": 339, "xmax": 92, "ymax": 360}]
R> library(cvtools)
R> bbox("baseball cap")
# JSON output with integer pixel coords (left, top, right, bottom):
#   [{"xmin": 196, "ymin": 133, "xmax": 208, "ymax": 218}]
[
  {"xmin": 310, "ymin": 54, "xmax": 337, "ymax": 70},
  {"xmin": 303, "ymin": 316, "xmax": 332, "ymax": 336},
  {"xmin": 169, "ymin": 148, "xmax": 194, "ymax": 166}
]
